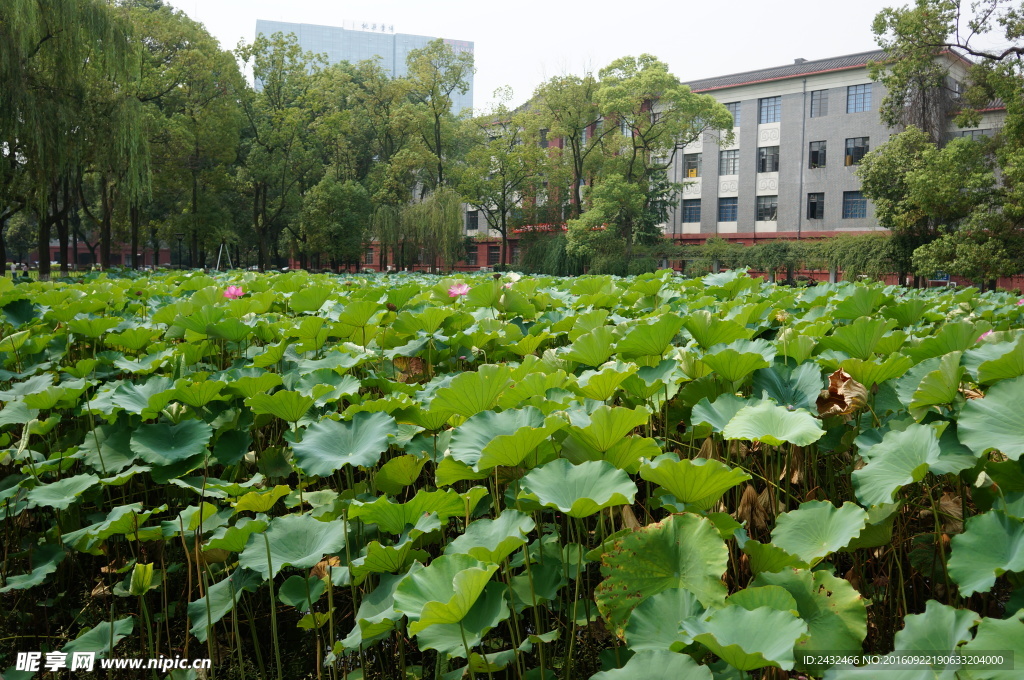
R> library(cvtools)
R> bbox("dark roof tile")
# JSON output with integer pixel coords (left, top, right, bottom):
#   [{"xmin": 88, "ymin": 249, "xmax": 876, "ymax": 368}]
[{"xmin": 684, "ymin": 50, "xmax": 889, "ymax": 92}]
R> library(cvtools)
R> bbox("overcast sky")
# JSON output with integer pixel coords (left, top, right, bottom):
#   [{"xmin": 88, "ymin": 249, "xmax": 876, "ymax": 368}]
[{"xmin": 166, "ymin": 0, "xmax": 903, "ymax": 112}]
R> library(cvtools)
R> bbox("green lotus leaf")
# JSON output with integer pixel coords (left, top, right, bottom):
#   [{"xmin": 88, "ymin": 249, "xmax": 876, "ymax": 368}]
[
  {"xmin": 591, "ymin": 649, "xmax": 713, "ymax": 680},
  {"xmin": 351, "ymin": 538, "xmax": 425, "ymax": 583},
  {"xmin": 206, "ymin": 317, "xmax": 253, "ymax": 342},
  {"xmin": 0, "ymin": 543, "xmax": 65, "ymax": 593},
  {"xmin": 289, "ymin": 286, "xmax": 332, "ymax": 313},
  {"xmin": 839, "ymin": 354, "xmax": 915, "ymax": 389},
  {"xmin": 844, "ymin": 502, "xmax": 903, "ymax": 552},
  {"xmin": 449, "ymin": 406, "xmax": 565, "ymax": 471},
  {"xmin": 27, "ymin": 474, "xmax": 99, "ymax": 510},
  {"xmin": 771, "ymin": 501, "xmax": 868, "ymax": 566},
  {"xmin": 567, "ymin": 404, "xmax": 651, "ymax": 452},
  {"xmin": 173, "ymin": 379, "xmax": 228, "ymax": 408},
  {"xmin": 431, "ymin": 364, "xmax": 513, "ymax": 418},
  {"xmin": 753, "ymin": 569, "xmax": 868, "ymax": 669},
  {"xmin": 350, "ymin": 487, "xmax": 488, "ymax": 534},
  {"xmin": 374, "ymin": 454, "xmax": 429, "ymax": 495},
  {"xmin": 290, "ymin": 411, "xmax": 397, "ymax": 476},
  {"xmin": 960, "ymin": 611, "xmax": 1024, "ymax": 680},
  {"xmin": 112, "ymin": 375, "xmax": 175, "ymax": 417},
  {"xmin": 976, "ymin": 336, "xmax": 1024, "ymax": 385},
  {"xmin": 616, "ymin": 314, "xmax": 685, "ymax": 358},
  {"xmin": 684, "ymin": 310, "xmax": 751, "ymax": 349},
  {"xmin": 823, "ymin": 600, "xmax": 978, "ymax": 680},
  {"xmin": 743, "ymin": 540, "xmax": 809, "ymax": 574},
  {"xmin": 246, "ymin": 389, "xmax": 316, "ymax": 423},
  {"xmin": 691, "ymin": 394, "xmax": 749, "ymax": 433},
  {"xmin": 130, "ymin": 419, "xmax": 213, "ymax": 466},
  {"xmin": 594, "ymin": 513, "xmax": 728, "ymax": 637},
  {"xmin": 278, "ymin": 574, "xmax": 326, "ymax": 612},
  {"xmin": 565, "ymin": 325, "xmax": 616, "ymax": 367},
  {"xmin": 959, "ymin": 375, "xmax": 1024, "ymax": 460},
  {"xmin": 188, "ymin": 569, "xmax": 263, "ymax": 642},
  {"xmin": 393, "ymin": 553, "xmax": 498, "ymax": 634},
  {"xmin": 907, "ymin": 352, "xmax": 965, "ymax": 418},
  {"xmin": 223, "ymin": 372, "xmax": 284, "ymax": 399},
  {"xmin": 640, "ymin": 454, "xmax": 750, "ymax": 511},
  {"xmin": 238, "ymin": 514, "xmax": 347, "ymax": 579},
  {"xmin": 413, "ymin": 583, "xmax": 510, "ymax": 657},
  {"xmin": 204, "ymin": 518, "xmax": 269, "ymax": 553},
  {"xmin": 683, "ymin": 605, "xmax": 808, "ymax": 671},
  {"xmin": 67, "ymin": 317, "xmax": 121, "ymax": 338},
  {"xmin": 621, "ymin": 359, "xmax": 679, "ymax": 399},
  {"xmin": 948, "ymin": 510, "xmax": 1024, "ymax": 596},
  {"xmin": 818, "ymin": 316, "xmax": 895, "ymax": 360},
  {"xmin": 833, "ymin": 286, "xmax": 890, "ymax": 320},
  {"xmin": 853, "ymin": 424, "xmax": 942, "ymax": 506},
  {"xmin": 753, "ymin": 362, "xmax": 823, "ymax": 411},
  {"xmin": 517, "ymin": 459, "xmax": 637, "ymax": 518},
  {"xmin": 62, "ymin": 617, "xmax": 134, "ymax": 657},
  {"xmin": 905, "ymin": 321, "xmax": 984, "ymax": 363},
  {"xmin": 444, "ymin": 510, "xmax": 535, "ymax": 564},
  {"xmin": 623, "ymin": 587, "xmax": 704, "ymax": 653},
  {"xmin": 341, "ymin": 571, "xmax": 406, "ymax": 650},
  {"xmin": 702, "ymin": 348, "xmax": 771, "ymax": 382},
  {"xmin": 726, "ymin": 585, "xmax": 799, "ymax": 613},
  {"xmin": 232, "ymin": 485, "xmax": 291, "ymax": 514},
  {"xmin": 338, "ymin": 299, "xmax": 383, "ymax": 328},
  {"xmin": 723, "ymin": 400, "xmax": 825, "ymax": 446},
  {"xmin": 62, "ymin": 503, "xmax": 167, "ymax": 553},
  {"xmin": 576, "ymin": 359, "xmax": 639, "ymax": 401}
]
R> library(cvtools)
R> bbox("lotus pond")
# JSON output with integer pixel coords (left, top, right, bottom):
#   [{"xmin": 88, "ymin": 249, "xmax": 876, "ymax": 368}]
[{"xmin": 1, "ymin": 269, "xmax": 1023, "ymax": 680}]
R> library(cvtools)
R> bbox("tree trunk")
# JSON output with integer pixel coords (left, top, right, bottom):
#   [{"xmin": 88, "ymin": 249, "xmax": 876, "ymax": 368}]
[
  {"xmin": 129, "ymin": 202, "xmax": 140, "ymax": 270},
  {"xmin": 829, "ymin": 266, "xmax": 838, "ymax": 284},
  {"xmin": 57, "ymin": 191, "xmax": 69, "ymax": 276},
  {"xmin": 99, "ymin": 174, "xmax": 112, "ymax": 270},
  {"xmin": 255, "ymin": 183, "xmax": 266, "ymax": 272}
]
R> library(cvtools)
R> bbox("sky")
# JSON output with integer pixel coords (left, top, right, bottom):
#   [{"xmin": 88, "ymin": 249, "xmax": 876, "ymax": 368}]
[{"xmin": 166, "ymin": 0, "xmax": 905, "ymax": 112}]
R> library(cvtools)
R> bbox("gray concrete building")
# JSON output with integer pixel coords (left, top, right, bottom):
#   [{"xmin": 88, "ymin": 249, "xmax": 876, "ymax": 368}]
[
  {"xmin": 664, "ymin": 50, "xmax": 1006, "ymax": 237},
  {"xmin": 255, "ymin": 20, "xmax": 474, "ymax": 114}
]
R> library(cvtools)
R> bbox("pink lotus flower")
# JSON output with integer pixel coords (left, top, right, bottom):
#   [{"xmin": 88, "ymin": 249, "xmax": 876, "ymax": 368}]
[
  {"xmin": 1018, "ymin": 299, "xmax": 1023, "ymax": 306},
  {"xmin": 978, "ymin": 330, "xmax": 993, "ymax": 342},
  {"xmin": 223, "ymin": 285, "xmax": 244, "ymax": 299},
  {"xmin": 502, "ymin": 282, "xmax": 513, "ymax": 289},
  {"xmin": 448, "ymin": 282, "xmax": 470, "ymax": 297}
]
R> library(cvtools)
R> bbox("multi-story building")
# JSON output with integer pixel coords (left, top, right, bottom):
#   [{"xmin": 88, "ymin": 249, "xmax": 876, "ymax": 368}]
[
  {"xmin": 254, "ymin": 20, "xmax": 474, "ymax": 113},
  {"xmin": 663, "ymin": 49, "xmax": 1005, "ymax": 238}
]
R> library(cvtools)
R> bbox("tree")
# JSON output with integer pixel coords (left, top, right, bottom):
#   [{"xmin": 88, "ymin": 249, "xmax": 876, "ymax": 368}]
[
  {"xmin": 402, "ymin": 187, "xmax": 464, "ymax": 272},
  {"xmin": 566, "ymin": 55, "xmax": 733, "ymax": 270},
  {"xmin": 460, "ymin": 92, "xmax": 547, "ymax": 268},
  {"xmin": 300, "ymin": 173, "xmax": 371, "ymax": 269},
  {"xmin": 534, "ymin": 73, "xmax": 610, "ymax": 219},
  {"xmin": 406, "ymin": 39, "xmax": 474, "ymax": 189},
  {"xmin": 236, "ymin": 32, "xmax": 324, "ymax": 270},
  {"xmin": 1, "ymin": 0, "xmax": 147, "ymax": 278}
]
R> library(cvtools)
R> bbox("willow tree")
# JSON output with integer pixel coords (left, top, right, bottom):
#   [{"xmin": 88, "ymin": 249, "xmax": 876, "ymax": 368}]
[
  {"xmin": 1, "ymin": 0, "xmax": 148, "ymax": 277},
  {"xmin": 402, "ymin": 187, "xmax": 464, "ymax": 272}
]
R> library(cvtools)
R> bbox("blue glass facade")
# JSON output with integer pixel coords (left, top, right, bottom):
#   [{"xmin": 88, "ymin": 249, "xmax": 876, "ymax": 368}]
[{"xmin": 255, "ymin": 20, "xmax": 474, "ymax": 113}]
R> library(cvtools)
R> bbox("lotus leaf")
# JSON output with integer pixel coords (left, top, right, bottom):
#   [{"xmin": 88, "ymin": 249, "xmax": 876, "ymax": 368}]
[
  {"xmin": 723, "ymin": 401, "xmax": 825, "ymax": 446},
  {"xmin": 947, "ymin": 510, "xmax": 1024, "ymax": 596},
  {"xmin": 640, "ymin": 455, "xmax": 750, "ymax": 511},
  {"xmin": 682, "ymin": 605, "xmax": 808, "ymax": 671},
  {"xmin": 517, "ymin": 459, "xmax": 637, "ymax": 518},
  {"xmin": 449, "ymin": 406, "xmax": 564, "ymax": 471},
  {"xmin": 591, "ymin": 649, "xmax": 713, "ymax": 680},
  {"xmin": 595, "ymin": 513, "xmax": 728, "ymax": 636},
  {"xmin": 444, "ymin": 510, "xmax": 535, "ymax": 564},
  {"xmin": 238, "ymin": 514, "xmax": 347, "ymax": 579},
  {"xmin": 959, "ymin": 375, "xmax": 1024, "ymax": 460},
  {"xmin": 771, "ymin": 501, "xmax": 868, "ymax": 566},
  {"xmin": 290, "ymin": 411, "xmax": 397, "ymax": 476}
]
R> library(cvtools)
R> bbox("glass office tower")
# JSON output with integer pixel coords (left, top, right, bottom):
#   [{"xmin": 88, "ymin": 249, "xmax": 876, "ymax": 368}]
[{"xmin": 255, "ymin": 20, "xmax": 474, "ymax": 113}]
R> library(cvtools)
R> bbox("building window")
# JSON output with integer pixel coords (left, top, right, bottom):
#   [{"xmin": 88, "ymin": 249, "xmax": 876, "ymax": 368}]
[
  {"xmin": 364, "ymin": 248, "xmax": 374, "ymax": 265},
  {"xmin": 466, "ymin": 210, "xmax": 479, "ymax": 230},
  {"xmin": 809, "ymin": 140, "xmax": 826, "ymax": 168},
  {"xmin": 719, "ymin": 149, "xmax": 739, "ymax": 175},
  {"xmin": 487, "ymin": 244, "xmax": 500, "ymax": 265},
  {"xmin": 724, "ymin": 101, "xmax": 741, "ymax": 126},
  {"xmin": 581, "ymin": 125, "xmax": 588, "ymax": 147},
  {"xmin": 512, "ymin": 245, "xmax": 521, "ymax": 264},
  {"xmin": 758, "ymin": 146, "xmax": 780, "ymax": 173},
  {"xmin": 758, "ymin": 96, "xmax": 781, "ymax": 124},
  {"xmin": 683, "ymin": 153, "xmax": 702, "ymax": 178},
  {"xmin": 847, "ymin": 84, "xmax": 872, "ymax": 113},
  {"xmin": 682, "ymin": 199, "xmax": 701, "ymax": 223},
  {"xmin": 954, "ymin": 129, "xmax": 993, "ymax": 141},
  {"xmin": 620, "ymin": 119, "xmax": 633, "ymax": 137},
  {"xmin": 756, "ymin": 195, "xmax": 778, "ymax": 221},
  {"xmin": 539, "ymin": 129, "xmax": 548, "ymax": 148},
  {"xmin": 842, "ymin": 191, "xmax": 868, "ymax": 218},
  {"xmin": 466, "ymin": 246, "xmax": 478, "ymax": 266},
  {"xmin": 845, "ymin": 137, "xmax": 869, "ymax": 165},
  {"xmin": 807, "ymin": 193, "xmax": 824, "ymax": 219},
  {"xmin": 810, "ymin": 90, "xmax": 828, "ymax": 117},
  {"xmin": 718, "ymin": 197, "xmax": 738, "ymax": 222}
]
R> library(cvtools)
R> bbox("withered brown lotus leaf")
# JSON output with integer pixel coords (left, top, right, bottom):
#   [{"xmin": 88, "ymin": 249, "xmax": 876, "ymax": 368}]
[{"xmin": 817, "ymin": 369, "xmax": 868, "ymax": 416}]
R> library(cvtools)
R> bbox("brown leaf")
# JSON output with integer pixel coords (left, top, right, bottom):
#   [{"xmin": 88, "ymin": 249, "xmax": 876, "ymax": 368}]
[
  {"xmin": 817, "ymin": 369, "xmax": 868, "ymax": 417},
  {"xmin": 697, "ymin": 437, "xmax": 718, "ymax": 460},
  {"xmin": 735, "ymin": 484, "xmax": 770, "ymax": 531},
  {"xmin": 619, "ymin": 505, "xmax": 642, "ymax": 531},
  {"xmin": 310, "ymin": 555, "xmax": 342, "ymax": 581}
]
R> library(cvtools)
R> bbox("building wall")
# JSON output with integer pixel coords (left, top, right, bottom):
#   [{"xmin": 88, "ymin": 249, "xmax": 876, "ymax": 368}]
[
  {"xmin": 255, "ymin": 20, "xmax": 474, "ymax": 113},
  {"xmin": 668, "ymin": 68, "xmax": 896, "ymax": 236}
]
